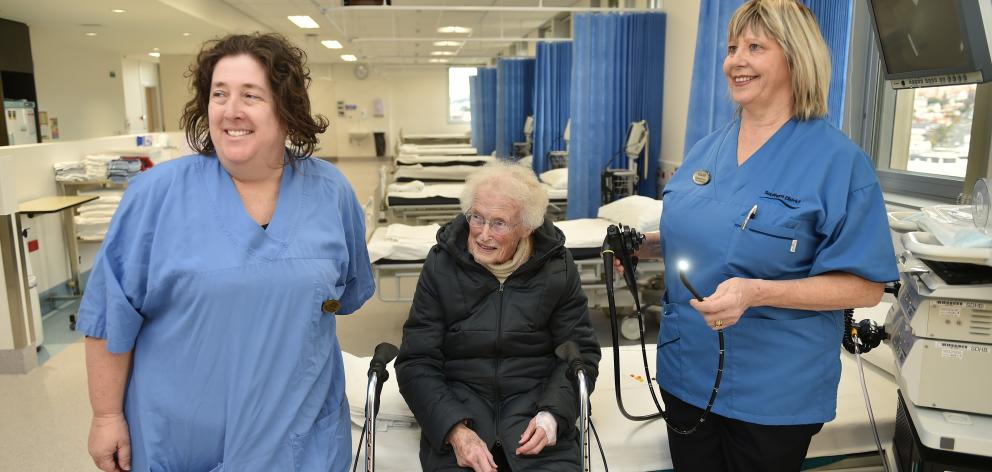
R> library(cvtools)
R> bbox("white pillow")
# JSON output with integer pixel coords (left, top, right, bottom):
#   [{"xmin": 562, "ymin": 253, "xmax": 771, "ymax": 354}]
[
  {"xmin": 540, "ymin": 168, "xmax": 568, "ymax": 189},
  {"xmin": 342, "ymin": 350, "xmax": 417, "ymax": 429},
  {"xmin": 597, "ymin": 195, "xmax": 663, "ymax": 232}
]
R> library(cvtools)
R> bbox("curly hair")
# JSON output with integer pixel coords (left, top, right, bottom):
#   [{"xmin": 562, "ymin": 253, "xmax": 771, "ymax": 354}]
[{"xmin": 179, "ymin": 33, "xmax": 329, "ymax": 159}]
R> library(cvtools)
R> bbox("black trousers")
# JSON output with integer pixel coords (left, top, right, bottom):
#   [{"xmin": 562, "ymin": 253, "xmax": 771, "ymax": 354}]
[{"xmin": 661, "ymin": 389, "xmax": 823, "ymax": 472}]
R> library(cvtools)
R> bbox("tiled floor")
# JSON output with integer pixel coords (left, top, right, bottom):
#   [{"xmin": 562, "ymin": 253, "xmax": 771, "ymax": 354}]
[{"xmin": 0, "ymin": 156, "xmax": 656, "ymax": 471}]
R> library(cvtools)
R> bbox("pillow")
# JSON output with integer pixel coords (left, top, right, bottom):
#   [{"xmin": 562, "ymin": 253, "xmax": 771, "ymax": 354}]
[
  {"xmin": 540, "ymin": 168, "xmax": 568, "ymax": 189},
  {"xmin": 597, "ymin": 195, "xmax": 663, "ymax": 232},
  {"xmin": 342, "ymin": 350, "xmax": 417, "ymax": 429}
]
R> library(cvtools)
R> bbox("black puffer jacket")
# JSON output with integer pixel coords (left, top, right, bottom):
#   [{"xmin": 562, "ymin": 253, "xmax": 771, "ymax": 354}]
[{"xmin": 396, "ymin": 215, "xmax": 601, "ymax": 471}]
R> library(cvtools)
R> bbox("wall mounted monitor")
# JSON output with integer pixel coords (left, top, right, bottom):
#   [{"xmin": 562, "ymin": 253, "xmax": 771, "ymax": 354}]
[{"xmin": 869, "ymin": 0, "xmax": 992, "ymax": 89}]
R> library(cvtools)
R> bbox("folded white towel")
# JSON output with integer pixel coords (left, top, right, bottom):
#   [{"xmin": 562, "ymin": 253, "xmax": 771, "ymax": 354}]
[
  {"xmin": 384, "ymin": 223, "xmax": 440, "ymax": 242},
  {"xmin": 387, "ymin": 180, "xmax": 426, "ymax": 193}
]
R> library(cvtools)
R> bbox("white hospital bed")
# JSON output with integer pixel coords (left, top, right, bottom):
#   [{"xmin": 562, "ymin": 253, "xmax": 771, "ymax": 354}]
[
  {"xmin": 397, "ymin": 144, "xmax": 478, "ymax": 155},
  {"xmin": 344, "ymin": 341, "xmax": 898, "ymax": 471},
  {"xmin": 382, "ymin": 181, "xmax": 567, "ymax": 225},
  {"xmin": 398, "ymin": 131, "xmax": 471, "ymax": 146},
  {"xmin": 393, "ymin": 164, "xmax": 483, "ymax": 183},
  {"xmin": 395, "ymin": 155, "xmax": 493, "ymax": 167}
]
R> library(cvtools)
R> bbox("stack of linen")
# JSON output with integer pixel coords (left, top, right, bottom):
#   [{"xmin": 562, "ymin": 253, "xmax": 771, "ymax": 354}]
[
  {"xmin": 366, "ymin": 223, "xmax": 441, "ymax": 262},
  {"xmin": 74, "ymin": 189, "xmax": 124, "ymax": 241},
  {"xmin": 83, "ymin": 154, "xmax": 118, "ymax": 181},
  {"xmin": 107, "ymin": 159, "xmax": 142, "ymax": 184},
  {"xmin": 53, "ymin": 161, "xmax": 87, "ymax": 182}
]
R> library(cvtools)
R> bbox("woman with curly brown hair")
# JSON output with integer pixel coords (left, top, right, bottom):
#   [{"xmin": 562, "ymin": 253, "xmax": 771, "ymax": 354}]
[{"xmin": 79, "ymin": 33, "xmax": 374, "ymax": 472}]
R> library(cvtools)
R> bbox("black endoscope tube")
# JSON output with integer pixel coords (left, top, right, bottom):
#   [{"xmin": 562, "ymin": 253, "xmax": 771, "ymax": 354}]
[
  {"xmin": 602, "ymin": 248, "xmax": 664, "ymax": 422},
  {"xmin": 675, "ymin": 267, "xmax": 725, "ymax": 435},
  {"xmin": 602, "ymin": 227, "xmax": 727, "ymax": 435},
  {"xmin": 679, "ymin": 269, "xmax": 704, "ymax": 302}
]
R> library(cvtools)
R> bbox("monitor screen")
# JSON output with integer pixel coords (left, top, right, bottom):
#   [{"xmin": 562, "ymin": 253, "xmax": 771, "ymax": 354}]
[{"xmin": 871, "ymin": 0, "xmax": 971, "ymax": 75}]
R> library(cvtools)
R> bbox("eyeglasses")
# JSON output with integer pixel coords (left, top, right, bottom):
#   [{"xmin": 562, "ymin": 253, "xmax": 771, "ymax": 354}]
[{"xmin": 465, "ymin": 212, "xmax": 518, "ymax": 236}]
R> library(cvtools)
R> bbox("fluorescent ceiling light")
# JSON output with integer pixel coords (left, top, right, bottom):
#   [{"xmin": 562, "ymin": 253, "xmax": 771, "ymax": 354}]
[
  {"xmin": 148, "ymin": 52, "xmax": 161, "ymax": 58},
  {"xmin": 429, "ymin": 58, "xmax": 449, "ymax": 63},
  {"xmin": 340, "ymin": 54, "xmax": 358, "ymax": 62},
  {"xmin": 111, "ymin": 9, "xmax": 126, "ymax": 13},
  {"xmin": 84, "ymin": 32, "xmax": 97, "ymax": 37},
  {"xmin": 433, "ymin": 41, "xmax": 463, "ymax": 47},
  {"xmin": 437, "ymin": 25, "xmax": 471, "ymax": 34},
  {"xmin": 431, "ymin": 51, "xmax": 455, "ymax": 56},
  {"xmin": 321, "ymin": 40, "xmax": 343, "ymax": 49},
  {"xmin": 288, "ymin": 16, "xmax": 320, "ymax": 29}
]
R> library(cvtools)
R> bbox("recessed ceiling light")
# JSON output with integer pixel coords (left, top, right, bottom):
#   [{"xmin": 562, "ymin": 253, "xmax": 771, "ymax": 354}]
[
  {"xmin": 148, "ymin": 52, "xmax": 161, "ymax": 58},
  {"xmin": 431, "ymin": 51, "xmax": 455, "ymax": 56},
  {"xmin": 84, "ymin": 32, "xmax": 97, "ymax": 37},
  {"xmin": 111, "ymin": 9, "xmax": 126, "ymax": 13},
  {"xmin": 437, "ymin": 25, "xmax": 471, "ymax": 34},
  {"xmin": 433, "ymin": 41, "xmax": 463, "ymax": 47},
  {"xmin": 340, "ymin": 54, "xmax": 358, "ymax": 62},
  {"xmin": 429, "ymin": 58, "xmax": 450, "ymax": 63},
  {"xmin": 182, "ymin": 32, "xmax": 190, "ymax": 37},
  {"xmin": 321, "ymin": 40, "xmax": 343, "ymax": 49},
  {"xmin": 288, "ymin": 15, "xmax": 320, "ymax": 29}
]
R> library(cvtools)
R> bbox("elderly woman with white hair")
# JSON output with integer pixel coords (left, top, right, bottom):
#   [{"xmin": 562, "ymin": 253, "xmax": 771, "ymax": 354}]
[{"xmin": 396, "ymin": 162, "xmax": 601, "ymax": 472}]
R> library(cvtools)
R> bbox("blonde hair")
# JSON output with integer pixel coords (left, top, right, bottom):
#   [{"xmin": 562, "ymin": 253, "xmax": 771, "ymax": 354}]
[
  {"xmin": 727, "ymin": 0, "xmax": 831, "ymax": 120},
  {"xmin": 460, "ymin": 161, "xmax": 549, "ymax": 230}
]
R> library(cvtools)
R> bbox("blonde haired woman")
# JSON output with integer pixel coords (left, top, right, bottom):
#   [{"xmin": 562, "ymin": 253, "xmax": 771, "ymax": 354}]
[{"xmin": 631, "ymin": 1, "xmax": 898, "ymax": 470}]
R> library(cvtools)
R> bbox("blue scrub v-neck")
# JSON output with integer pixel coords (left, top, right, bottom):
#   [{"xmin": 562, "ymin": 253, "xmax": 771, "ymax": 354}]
[
  {"xmin": 712, "ymin": 118, "xmax": 798, "ymax": 201},
  {"xmin": 207, "ymin": 156, "xmax": 304, "ymax": 261}
]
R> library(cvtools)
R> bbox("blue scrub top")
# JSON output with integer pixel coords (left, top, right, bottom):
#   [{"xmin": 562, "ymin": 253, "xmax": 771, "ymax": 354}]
[
  {"xmin": 78, "ymin": 155, "xmax": 375, "ymax": 471},
  {"xmin": 658, "ymin": 118, "xmax": 898, "ymax": 426}
]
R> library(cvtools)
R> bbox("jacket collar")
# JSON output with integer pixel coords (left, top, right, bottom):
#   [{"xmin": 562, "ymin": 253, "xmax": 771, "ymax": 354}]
[{"xmin": 437, "ymin": 214, "xmax": 565, "ymax": 277}]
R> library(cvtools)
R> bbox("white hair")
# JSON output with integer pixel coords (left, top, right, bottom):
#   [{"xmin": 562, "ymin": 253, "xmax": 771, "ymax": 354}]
[{"xmin": 459, "ymin": 161, "xmax": 549, "ymax": 230}]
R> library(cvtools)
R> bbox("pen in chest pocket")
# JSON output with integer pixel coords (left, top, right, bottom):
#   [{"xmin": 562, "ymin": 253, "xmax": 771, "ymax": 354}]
[
  {"xmin": 740, "ymin": 204, "xmax": 758, "ymax": 231},
  {"xmin": 741, "ymin": 203, "xmax": 798, "ymax": 253}
]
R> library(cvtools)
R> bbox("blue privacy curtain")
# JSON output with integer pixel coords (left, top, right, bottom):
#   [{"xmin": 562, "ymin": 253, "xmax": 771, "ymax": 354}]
[
  {"xmin": 470, "ymin": 68, "xmax": 498, "ymax": 155},
  {"xmin": 470, "ymin": 74, "xmax": 482, "ymax": 153},
  {"xmin": 683, "ymin": 0, "xmax": 853, "ymax": 153},
  {"xmin": 568, "ymin": 12, "xmax": 667, "ymax": 219},
  {"xmin": 495, "ymin": 58, "xmax": 536, "ymax": 159},
  {"xmin": 532, "ymin": 41, "xmax": 573, "ymax": 175},
  {"xmin": 806, "ymin": 0, "xmax": 853, "ymax": 128}
]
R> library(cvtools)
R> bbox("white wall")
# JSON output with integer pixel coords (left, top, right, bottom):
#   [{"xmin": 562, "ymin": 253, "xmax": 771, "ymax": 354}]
[
  {"xmin": 311, "ymin": 64, "xmax": 470, "ymax": 158},
  {"xmin": 29, "ymin": 26, "xmax": 128, "ymax": 141},
  {"xmin": 159, "ymin": 54, "xmax": 195, "ymax": 132},
  {"xmin": 661, "ymin": 1, "xmax": 701, "ymax": 167}
]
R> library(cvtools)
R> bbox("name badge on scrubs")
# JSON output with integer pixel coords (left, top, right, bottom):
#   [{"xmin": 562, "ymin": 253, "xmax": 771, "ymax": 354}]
[{"xmin": 692, "ymin": 170, "xmax": 711, "ymax": 186}]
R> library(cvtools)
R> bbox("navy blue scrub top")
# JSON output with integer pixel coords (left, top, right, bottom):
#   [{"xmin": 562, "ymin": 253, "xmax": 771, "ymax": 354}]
[{"xmin": 658, "ymin": 118, "xmax": 898, "ymax": 425}]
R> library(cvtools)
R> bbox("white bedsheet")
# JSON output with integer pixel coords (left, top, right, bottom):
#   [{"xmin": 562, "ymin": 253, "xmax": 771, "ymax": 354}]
[
  {"xmin": 345, "ymin": 345, "xmax": 898, "ymax": 471},
  {"xmin": 387, "ymin": 183, "xmax": 464, "ymax": 200},
  {"xmin": 398, "ymin": 145, "xmax": 477, "ymax": 155},
  {"xmin": 367, "ymin": 224, "xmax": 440, "ymax": 262}
]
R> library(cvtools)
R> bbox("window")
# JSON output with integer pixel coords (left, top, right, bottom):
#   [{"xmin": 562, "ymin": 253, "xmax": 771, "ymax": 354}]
[
  {"xmin": 887, "ymin": 85, "xmax": 975, "ymax": 179},
  {"xmin": 848, "ymin": 0, "xmax": 985, "ymax": 203},
  {"xmin": 448, "ymin": 67, "xmax": 477, "ymax": 123}
]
